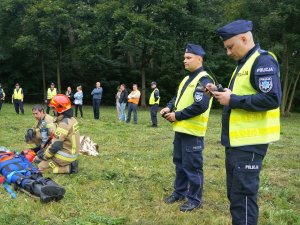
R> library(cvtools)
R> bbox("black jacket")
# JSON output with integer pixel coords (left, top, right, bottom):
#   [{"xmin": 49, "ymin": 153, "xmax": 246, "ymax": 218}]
[{"xmin": 119, "ymin": 89, "xmax": 128, "ymax": 103}]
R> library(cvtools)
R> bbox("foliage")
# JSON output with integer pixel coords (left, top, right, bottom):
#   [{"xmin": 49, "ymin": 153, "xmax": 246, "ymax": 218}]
[{"xmin": 0, "ymin": 0, "xmax": 299, "ymax": 112}]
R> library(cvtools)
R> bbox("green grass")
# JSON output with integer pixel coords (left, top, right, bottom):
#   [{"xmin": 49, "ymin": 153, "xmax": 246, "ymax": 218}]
[{"xmin": 0, "ymin": 103, "xmax": 299, "ymax": 225}]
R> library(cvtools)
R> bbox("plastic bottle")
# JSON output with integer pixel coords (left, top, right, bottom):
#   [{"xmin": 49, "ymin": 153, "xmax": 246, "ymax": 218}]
[{"xmin": 41, "ymin": 120, "xmax": 48, "ymax": 145}]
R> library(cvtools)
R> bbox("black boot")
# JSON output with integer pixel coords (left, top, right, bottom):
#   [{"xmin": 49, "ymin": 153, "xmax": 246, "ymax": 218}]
[
  {"xmin": 30, "ymin": 178, "xmax": 66, "ymax": 203},
  {"xmin": 70, "ymin": 160, "xmax": 78, "ymax": 174}
]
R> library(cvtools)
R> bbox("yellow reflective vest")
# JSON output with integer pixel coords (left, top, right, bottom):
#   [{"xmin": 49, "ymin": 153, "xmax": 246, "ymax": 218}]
[
  {"xmin": 13, "ymin": 88, "xmax": 23, "ymax": 100},
  {"xmin": 173, "ymin": 71, "xmax": 213, "ymax": 137},
  {"xmin": 149, "ymin": 88, "xmax": 160, "ymax": 105},
  {"xmin": 228, "ymin": 50, "xmax": 280, "ymax": 146},
  {"xmin": 47, "ymin": 88, "xmax": 57, "ymax": 100}
]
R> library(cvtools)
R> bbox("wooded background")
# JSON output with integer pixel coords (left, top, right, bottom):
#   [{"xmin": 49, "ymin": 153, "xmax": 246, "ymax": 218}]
[{"xmin": 0, "ymin": 0, "xmax": 299, "ymax": 115}]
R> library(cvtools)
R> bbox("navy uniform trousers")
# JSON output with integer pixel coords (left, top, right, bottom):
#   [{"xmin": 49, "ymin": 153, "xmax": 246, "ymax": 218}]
[
  {"xmin": 173, "ymin": 132, "xmax": 204, "ymax": 205},
  {"xmin": 13, "ymin": 99, "xmax": 24, "ymax": 114},
  {"xmin": 150, "ymin": 104, "xmax": 159, "ymax": 126},
  {"xmin": 226, "ymin": 147, "xmax": 265, "ymax": 225}
]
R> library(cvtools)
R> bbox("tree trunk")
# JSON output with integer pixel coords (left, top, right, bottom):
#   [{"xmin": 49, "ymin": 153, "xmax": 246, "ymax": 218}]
[
  {"xmin": 281, "ymin": 55, "xmax": 289, "ymax": 116},
  {"xmin": 56, "ymin": 41, "xmax": 62, "ymax": 93},
  {"xmin": 41, "ymin": 55, "xmax": 46, "ymax": 101},
  {"xmin": 286, "ymin": 72, "xmax": 300, "ymax": 115},
  {"xmin": 140, "ymin": 66, "xmax": 146, "ymax": 107}
]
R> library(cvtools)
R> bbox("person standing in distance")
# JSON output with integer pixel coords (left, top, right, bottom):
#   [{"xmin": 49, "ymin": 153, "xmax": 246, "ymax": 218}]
[
  {"xmin": 205, "ymin": 20, "xmax": 282, "ymax": 225},
  {"xmin": 119, "ymin": 84, "xmax": 128, "ymax": 122},
  {"xmin": 91, "ymin": 81, "xmax": 103, "ymax": 120},
  {"xmin": 160, "ymin": 44, "xmax": 214, "ymax": 212},
  {"xmin": 149, "ymin": 81, "xmax": 160, "ymax": 127},
  {"xmin": 0, "ymin": 83, "xmax": 5, "ymax": 111},
  {"xmin": 45, "ymin": 83, "xmax": 57, "ymax": 114},
  {"xmin": 12, "ymin": 83, "xmax": 24, "ymax": 114},
  {"xmin": 126, "ymin": 84, "xmax": 141, "ymax": 124}
]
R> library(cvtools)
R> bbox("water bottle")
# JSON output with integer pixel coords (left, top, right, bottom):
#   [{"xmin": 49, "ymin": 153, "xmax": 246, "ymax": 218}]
[{"xmin": 41, "ymin": 120, "xmax": 48, "ymax": 145}]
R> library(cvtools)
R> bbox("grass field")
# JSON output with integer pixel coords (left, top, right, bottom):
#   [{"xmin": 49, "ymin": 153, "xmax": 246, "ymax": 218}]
[{"xmin": 0, "ymin": 103, "xmax": 299, "ymax": 225}]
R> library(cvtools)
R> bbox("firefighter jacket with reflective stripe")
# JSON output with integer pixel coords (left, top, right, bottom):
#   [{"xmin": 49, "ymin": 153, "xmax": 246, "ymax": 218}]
[
  {"xmin": 229, "ymin": 50, "xmax": 280, "ymax": 146},
  {"xmin": 173, "ymin": 71, "xmax": 213, "ymax": 137},
  {"xmin": 44, "ymin": 115, "xmax": 80, "ymax": 165}
]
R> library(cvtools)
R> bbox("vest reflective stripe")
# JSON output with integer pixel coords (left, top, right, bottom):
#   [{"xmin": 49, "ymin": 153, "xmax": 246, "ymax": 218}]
[
  {"xmin": 47, "ymin": 88, "xmax": 57, "ymax": 99},
  {"xmin": 229, "ymin": 50, "xmax": 280, "ymax": 146},
  {"xmin": 13, "ymin": 88, "xmax": 23, "ymax": 100},
  {"xmin": 173, "ymin": 71, "xmax": 213, "ymax": 137},
  {"xmin": 55, "ymin": 151, "xmax": 78, "ymax": 162},
  {"xmin": 149, "ymin": 88, "xmax": 160, "ymax": 105}
]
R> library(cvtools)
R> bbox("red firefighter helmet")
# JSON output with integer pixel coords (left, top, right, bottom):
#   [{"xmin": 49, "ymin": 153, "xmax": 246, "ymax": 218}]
[{"xmin": 49, "ymin": 94, "xmax": 71, "ymax": 113}]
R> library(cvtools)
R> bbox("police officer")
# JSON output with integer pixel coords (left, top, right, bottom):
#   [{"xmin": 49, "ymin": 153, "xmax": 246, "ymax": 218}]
[
  {"xmin": 37, "ymin": 94, "xmax": 80, "ymax": 174},
  {"xmin": 25, "ymin": 105, "xmax": 55, "ymax": 149},
  {"xmin": 149, "ymin": 81, "xmax": 160, "ymax": 127},
  {"xmin": 160, "ymin": 43, "xmax": 214, "ymax": 212},
  {"xmin": 205, "ymin": 20, "xmax": 282, "ymax": 224},
  {"xmin": 12, "ymin": 83, "xmax": 24, "ymax": 114},
  {"xmin": 45, "ymin": 82, "xmax": 57, "ymax": 114},
  {"xmin": 0, "ymin": 83, "xmax": 5, "ymax": 111}
]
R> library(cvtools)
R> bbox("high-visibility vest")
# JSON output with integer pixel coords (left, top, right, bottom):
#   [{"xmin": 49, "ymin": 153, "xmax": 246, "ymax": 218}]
[
  {"xmin": 13, "ymin": 88, "xmax": 23, "ymax": 100},
  {"xmin": 47, "ymin": 88, "xmax": 57, "ymax": 100},
  {"xmin": 229, "ymin": 50, "xmax": 280, "ymax": 146},
  {"xmin": 149, "ymin": 88, "xmax": 160, "ymax": 105},
  {"xmin": 173, "ymin": 71, "xmax": 213, "ymax": 137},
  {"xmin": 128, "ymin": 91, "xmax": 140, "ymax": 105}
]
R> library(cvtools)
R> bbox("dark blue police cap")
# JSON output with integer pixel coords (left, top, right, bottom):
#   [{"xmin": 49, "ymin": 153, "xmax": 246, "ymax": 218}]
[
  {"xmin": 217, "ymin": 20, "xmax": 253, "ymax": 41},
  {"xmin": 185, "ymin": 43, "xmax": 205, "ymax": 57}
]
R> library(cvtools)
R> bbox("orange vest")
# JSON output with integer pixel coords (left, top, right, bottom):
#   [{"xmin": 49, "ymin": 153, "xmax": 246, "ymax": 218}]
[{"xmin": 128, "ymin": 98, "xmax": 139, "ymax": 105}]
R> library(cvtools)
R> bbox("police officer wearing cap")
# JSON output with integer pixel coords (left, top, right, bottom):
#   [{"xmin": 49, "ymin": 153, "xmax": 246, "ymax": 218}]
[
  {"xmin": 12, "ymin": 83, "xmax": 24, "ymax": 114},
  {"xmin": 45, "ymin": 82, "xmax": 57, "ymax": 114},
  {"xmin": 160, "ymin": 43, "xmax": 214, "ymax": 212},
  {"xmin": 205, "ymin": 20, "xmax": 282, "ymax": 224},
  {"xmin": 149, "ymin": 81, "xmax": 160, "ymax": 127}
]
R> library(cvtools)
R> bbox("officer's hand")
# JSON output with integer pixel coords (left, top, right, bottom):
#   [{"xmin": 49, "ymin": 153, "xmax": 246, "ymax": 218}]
[
  {"xmin": 204, "ymin": 83, "xmax": 217, "ymax": 96},
  {"xmin": 160, "ymin": 107, "xmax": 170, "ymax": 116},
  {"xmin": 44, "ymin": 100, "xmax": 47, "ymax": 103},
  {"xmin": 165, "ymin": 112, "xmax": 176, "ymax": 122},
  {"xmin": 25, "ymin": 129, "xmax": 36, "ymax": 143},
  {"xmin": 214, "ymin": 88, "xmax": 232, "ymax": 106}
]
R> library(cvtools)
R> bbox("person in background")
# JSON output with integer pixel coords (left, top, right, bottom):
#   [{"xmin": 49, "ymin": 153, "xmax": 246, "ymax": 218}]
[
  {"xmin": 119, "ymin": 84, "xmax": 128, "ymax": 122},
  {"xmin": 149, "ymin": 81, "xmax": 160, "ymax": 127},
  {"xmin": 126, "ymin": 84, "xmax": 141, "ymax": 124},
  {"xmin": 45, "ymin": 83, "xmax": 57, "ymax": 114},
  {"xmin": 0, "ymin": 83, "xmax": 5, "ymax": 111},
  {"xmin": 115, "ymin": 86, "xmax": 122, "ymax": 119},
  {"xmin": 74, "ymin": 85, "xmax": 83, "ymax": 118},
  {"xmin": 12, "ymin": 83, "xmax": 24, "ymax": 114},
  {"xmin": 91, "ymin": 81, "xmax": 103, "ymax": 120},
  {"xmin": 65, "ymin": 86, "xmax": 74, "ymax": 104}
]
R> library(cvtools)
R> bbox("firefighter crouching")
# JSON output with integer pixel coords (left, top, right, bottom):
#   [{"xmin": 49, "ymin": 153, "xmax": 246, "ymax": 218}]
[{"xmin": 36, "ymin": 94, "xmax": 80, "ymax": 174}]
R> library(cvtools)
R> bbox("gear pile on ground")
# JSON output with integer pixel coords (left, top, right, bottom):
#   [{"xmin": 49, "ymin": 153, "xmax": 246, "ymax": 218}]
[{"xmin": 79, "ymin": 136, "xmax": 99, "ymax": 156}]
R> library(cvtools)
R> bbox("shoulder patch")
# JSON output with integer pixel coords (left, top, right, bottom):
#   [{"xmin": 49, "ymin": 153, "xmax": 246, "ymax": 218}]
[
  {"xmin": 259, "ymin": 77, "xmax": 273, "ymax": 93},
  {"xmin": 194, "ymin": 92, "xmax": 203, "ymax": 102}
]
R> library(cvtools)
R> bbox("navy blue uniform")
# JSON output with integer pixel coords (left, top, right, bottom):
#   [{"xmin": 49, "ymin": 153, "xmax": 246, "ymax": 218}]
[
  {"xmin": 223, "ymin": 44, "xmax": 282, "ymax": 225},
  {"xmin": 167, "ymin": 67, "xmax": 213, "ymax": 205}
]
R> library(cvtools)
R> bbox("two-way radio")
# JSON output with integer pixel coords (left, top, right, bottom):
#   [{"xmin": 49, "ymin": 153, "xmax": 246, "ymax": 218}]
[{"xmin": 206, "ymin": 65, "xmax": 225, "ymax": 92}]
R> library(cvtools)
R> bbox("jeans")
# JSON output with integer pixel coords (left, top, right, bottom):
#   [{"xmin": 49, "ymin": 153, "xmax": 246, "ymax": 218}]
[
  {"xmin": 119, "ymin": 102, "xmax": 127, "ymax": 121},
  {"xmin": 75, "ymin": 104, "xmax": 83, "ymax": 117},
  {"xmin": 13, "ymin": 99, "xmax": 24, "ymax": 114},
  {"xmin": 126, "ymin": 103, "xmax": 138, "ymax": 124},
  {"xmin": 93, "ymin": 99, "xmax": 101, "ymax": 119}
]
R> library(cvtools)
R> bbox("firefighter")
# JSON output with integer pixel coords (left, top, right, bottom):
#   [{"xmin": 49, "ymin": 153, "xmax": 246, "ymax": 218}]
[{"xmin": 36, "ymin": 94, "xmax": 80, "ymax": 174}]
